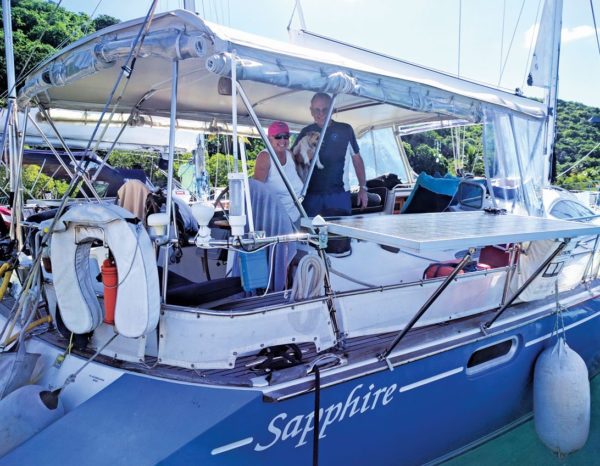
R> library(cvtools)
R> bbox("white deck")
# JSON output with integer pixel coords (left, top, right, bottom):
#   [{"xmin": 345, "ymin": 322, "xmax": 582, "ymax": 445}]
[{"xmin": 302, "ymin": 212, "xmax": 600, "ymax": 252}]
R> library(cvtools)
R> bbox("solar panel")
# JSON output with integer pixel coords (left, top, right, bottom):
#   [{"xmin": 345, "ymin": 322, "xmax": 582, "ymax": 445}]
[{"xmin": 302, "ymin": 211, "xmax": 600, "ymax": 252}]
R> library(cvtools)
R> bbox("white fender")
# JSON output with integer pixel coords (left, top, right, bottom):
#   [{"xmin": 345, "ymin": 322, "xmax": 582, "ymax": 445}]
[
  {"xmin": 50, "ymin": 204, "xmax": 160, "ymax": 338},
  {"xmin": 0, "ymin": 385, "xmax": 64, "ymax": 457},
  {"xmin": 534, "ymin": 337, "xmax": 590, "ymax": 455}
]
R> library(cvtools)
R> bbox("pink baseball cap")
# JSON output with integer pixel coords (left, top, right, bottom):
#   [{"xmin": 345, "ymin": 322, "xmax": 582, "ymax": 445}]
[{"xmin": 268, "ymin": 121, "xmax": 290, "ymax": 137}]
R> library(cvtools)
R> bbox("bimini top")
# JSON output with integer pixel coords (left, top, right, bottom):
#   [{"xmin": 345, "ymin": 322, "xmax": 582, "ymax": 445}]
[{"xmin": 18, "ymin": 9, "xmax": 546, "ymax": 134}]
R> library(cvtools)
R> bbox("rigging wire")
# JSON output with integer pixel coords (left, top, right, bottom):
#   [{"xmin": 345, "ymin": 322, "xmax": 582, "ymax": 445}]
[
  {"xmin": 211, "ymin": 0, "xmax": 218, "ymax": 23},
  {"xmin": 13, "ymin": 0, "xmax": 64, "ymax": 86},
  {"xmin": 498, "ymin": 0, "xmax": 527, "ymax": 86},
  {"xmin": 499, "ymin": 0, "xmax": 506, "ymax": 79},
  {"xmin": 1, "ymin": 0, "xmax": 105, "ymax": 101},
  {"xmin": 457, "ymin": 0, "xmax": 462, "ymax": 77},
  {"xmin": 1, "ymin": 0, "xmax": 63, "ymax": 100},
  {"xmin": 591, "ymin": 0, "xmax": 600, "ymax": 58},
  {"xmin": 556, "ymin": 142, "xmax": 600, "ymax": 178},
  {"xmin": 451, "ymin": 127, "xmax": 458, "ymax": 172},
  {"xmin": 219, "ymin": 0, "xmax": 225, "ymax": 27}
]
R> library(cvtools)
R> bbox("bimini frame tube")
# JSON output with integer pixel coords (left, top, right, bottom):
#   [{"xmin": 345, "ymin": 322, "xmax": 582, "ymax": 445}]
[
  {"xmin": 3, "ymin": 0, "xmax": 22, "ymax": 244},
  {"xmin": 29, "ymin": 111, "xmax": 95, "ymax": 201},
  {"xmin": 162, "ymin": 59, "xmax": 179, "ymax": 302},
  {"xmin": 36, "ymin": 108, "xmax": 101, "ymax": 200},
  {"xmin": 300, "ymin": 94, "xmax": 338, "ymax": 200},
  {"xmin": 13, "ymin": 105, "xmax": 30, "ymax": 248},
  {"xmin": 231, "ymin": 51, "xmax": 239, "ymax": 173},
  {"xmin": 90, "ymin": 116, "xmax": 132, "ymax": 184},
  {"xmin": 2, "ymin": 0, "xmax": 17, "ymax": 198},
  {"xmin": 236, "ymin": 82, "xmax": 309, "ymax": 221}
]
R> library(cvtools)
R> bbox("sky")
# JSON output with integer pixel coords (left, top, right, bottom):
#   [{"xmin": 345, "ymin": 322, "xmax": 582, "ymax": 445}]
[{"xmin": 59, "ymin": 0, "xmax": 600, "ymax": 108}]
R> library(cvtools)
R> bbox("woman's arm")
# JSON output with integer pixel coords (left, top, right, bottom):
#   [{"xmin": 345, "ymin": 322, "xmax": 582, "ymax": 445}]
[{"xmin": 253, "ymin": 150, "xmax": 271, "ymax": 182}]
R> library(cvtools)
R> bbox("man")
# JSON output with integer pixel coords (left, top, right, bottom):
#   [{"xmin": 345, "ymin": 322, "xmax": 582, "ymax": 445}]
[{"xmin": 293, "ymin": 92, "xmax": 368, "ymax": 217}]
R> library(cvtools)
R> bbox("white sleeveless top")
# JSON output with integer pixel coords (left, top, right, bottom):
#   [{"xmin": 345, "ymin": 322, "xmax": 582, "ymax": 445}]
[{"xmin": 265, "ymin": 150, "xmax": 304, "ymax": 222}]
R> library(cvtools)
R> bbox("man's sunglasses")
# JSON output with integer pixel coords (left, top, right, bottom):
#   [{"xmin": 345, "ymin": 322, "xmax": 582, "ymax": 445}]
[{"xmin": 273, "ymin": 134, "xmax": 290, "ymax": 140}]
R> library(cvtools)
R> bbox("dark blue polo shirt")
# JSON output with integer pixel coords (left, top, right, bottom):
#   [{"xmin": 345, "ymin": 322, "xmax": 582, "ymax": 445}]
[{"xmin": 293, "ymin": 121, "xmax": 360, "ymax": 194}]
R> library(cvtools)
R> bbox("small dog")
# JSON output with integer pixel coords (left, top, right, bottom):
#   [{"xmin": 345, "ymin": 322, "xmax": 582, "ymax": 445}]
[{"xmin": 293, "ymin": 131, "xmax": 322, "ymax": 181}]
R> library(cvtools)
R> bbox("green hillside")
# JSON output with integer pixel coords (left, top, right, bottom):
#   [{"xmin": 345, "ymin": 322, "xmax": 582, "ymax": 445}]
[
  {"xmin": 402, "ymin": 99, "xmax": 600, "ymax": 188},
  {"xmin": 555, "ymin": 100, "xmax": 600, "ymax": 189}
]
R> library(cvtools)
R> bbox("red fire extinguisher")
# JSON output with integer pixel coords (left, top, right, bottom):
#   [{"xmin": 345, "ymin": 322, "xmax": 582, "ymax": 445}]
[{"xmin": 102, "ymin": 258, "xmax": 118, "ymax": 325}]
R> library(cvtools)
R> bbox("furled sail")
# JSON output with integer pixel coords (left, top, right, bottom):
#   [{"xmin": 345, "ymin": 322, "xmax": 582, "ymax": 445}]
[{"xmin": 528, "ymin": 0, "xmax": 563, "ymax": 89}]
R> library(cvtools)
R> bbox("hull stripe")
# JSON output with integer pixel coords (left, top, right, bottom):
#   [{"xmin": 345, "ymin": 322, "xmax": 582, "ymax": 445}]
[
  {"xmin": 525, "ymin": 310, "xmax": 600, "ymax": 347},
  {"xmin": 399, "ymin": 367, "xmax": 463, "ymax": 393},
  {"xmin": 211, "ymin": 437, "xmax": 254, "ymax": 455}
]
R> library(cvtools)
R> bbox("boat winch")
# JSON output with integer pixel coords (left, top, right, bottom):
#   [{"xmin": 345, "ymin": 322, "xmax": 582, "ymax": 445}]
[{"xmin": 50, "ymin": 204, "xmax": 160, "ymax": 338}]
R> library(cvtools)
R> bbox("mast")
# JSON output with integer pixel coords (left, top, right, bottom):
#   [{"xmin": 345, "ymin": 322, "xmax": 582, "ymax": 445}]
[
  {"xmin": 2, "ymin": 0, "xmax": 21, "ymax": 243},
  {"xmin": 527, "ymin": 0, "xmax": 563, "ymax": 184}
]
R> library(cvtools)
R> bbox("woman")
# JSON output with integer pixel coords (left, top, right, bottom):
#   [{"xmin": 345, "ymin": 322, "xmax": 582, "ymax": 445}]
[{"xmin": 253, "ymin": 121, "xmax": 303, "ymax": 222}]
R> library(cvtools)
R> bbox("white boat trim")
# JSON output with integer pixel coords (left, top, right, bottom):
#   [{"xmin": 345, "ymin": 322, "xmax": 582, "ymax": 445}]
[
  {"xmin": 211, "ymin": 437, "xmax": 254, "ymax": 455},
  {"xmin": 399, "ymin": 367, "xmax": 463, "ymax": 393},
  {"xmin": 524, "ymin": 309, "xmax": 600, "ymax": 347}
]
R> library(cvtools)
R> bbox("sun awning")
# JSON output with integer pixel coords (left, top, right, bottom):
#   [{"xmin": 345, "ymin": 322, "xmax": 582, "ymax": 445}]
[{"xmin": 18, "ymin": 10, "xmax": 546, "ymax": 135}]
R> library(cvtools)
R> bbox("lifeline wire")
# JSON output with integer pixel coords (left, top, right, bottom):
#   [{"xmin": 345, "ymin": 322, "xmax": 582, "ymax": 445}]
[
  {"xmin": 553, "ymin": 281, "xmax": 567, "ymax": 343},
  {"xmin": 261, "ymin": 243, "xmax": 277, "ymax": 297},
  {"xmin": 59, "ymin": 333, "xmax": 119, "ymax": 391}
]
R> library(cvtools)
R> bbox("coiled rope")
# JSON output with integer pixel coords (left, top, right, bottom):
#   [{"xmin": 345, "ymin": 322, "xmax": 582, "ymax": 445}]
[{"xmin": 291, "ymin": 254, "xmax": 326, "ymax": 301}]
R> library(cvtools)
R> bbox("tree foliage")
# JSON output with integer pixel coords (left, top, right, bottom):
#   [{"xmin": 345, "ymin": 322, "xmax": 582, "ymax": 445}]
[
  {"xmin": 402, "ymin": 125, "xmax": 484, "ymax": 177},
  {"xmin": 554, "ymin": 100, "xmax": 600, "ymax": 188},
  {"xmin": 0, "ymin": 163, "xmax": 70, "ymax": 200},
  {"xmin": 0, "ymin": 0, "xmax": 119, "ymax": 98},
  {"xmin": 105, "ymin": 148, "xmax": 255, "ymax": 189},
  {"xmin": 402, "ymin": 100, "xmax": 599, "ymax": 182}
]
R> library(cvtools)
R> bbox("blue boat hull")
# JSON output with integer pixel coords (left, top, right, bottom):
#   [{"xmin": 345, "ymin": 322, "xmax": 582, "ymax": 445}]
[{"xmin": 4, "ymin": 299, "xmax": 600, "ymax": 465}]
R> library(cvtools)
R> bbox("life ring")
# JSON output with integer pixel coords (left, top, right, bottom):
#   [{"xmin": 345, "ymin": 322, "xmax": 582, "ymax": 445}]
[{"xmin": 50, "ymin": 204, "xmax": 160, "ymax": 338}]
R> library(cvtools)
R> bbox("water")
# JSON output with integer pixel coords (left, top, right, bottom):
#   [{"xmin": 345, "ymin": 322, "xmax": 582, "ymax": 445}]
[{"xmin": 445, "ymin": 376, "xmax": 600, "ymax": 465}]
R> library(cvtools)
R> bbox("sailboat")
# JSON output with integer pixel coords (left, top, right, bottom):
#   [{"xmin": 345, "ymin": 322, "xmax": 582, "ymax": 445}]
[{"xmin": 1, "ymin": 1, "xmax": 599, "ymax": 464}]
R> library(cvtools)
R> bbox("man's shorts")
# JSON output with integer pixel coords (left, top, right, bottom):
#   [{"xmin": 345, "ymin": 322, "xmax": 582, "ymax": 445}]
[{"xmin": 302, "ymin": 191, "xmax": 351, "ymax": 217}]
